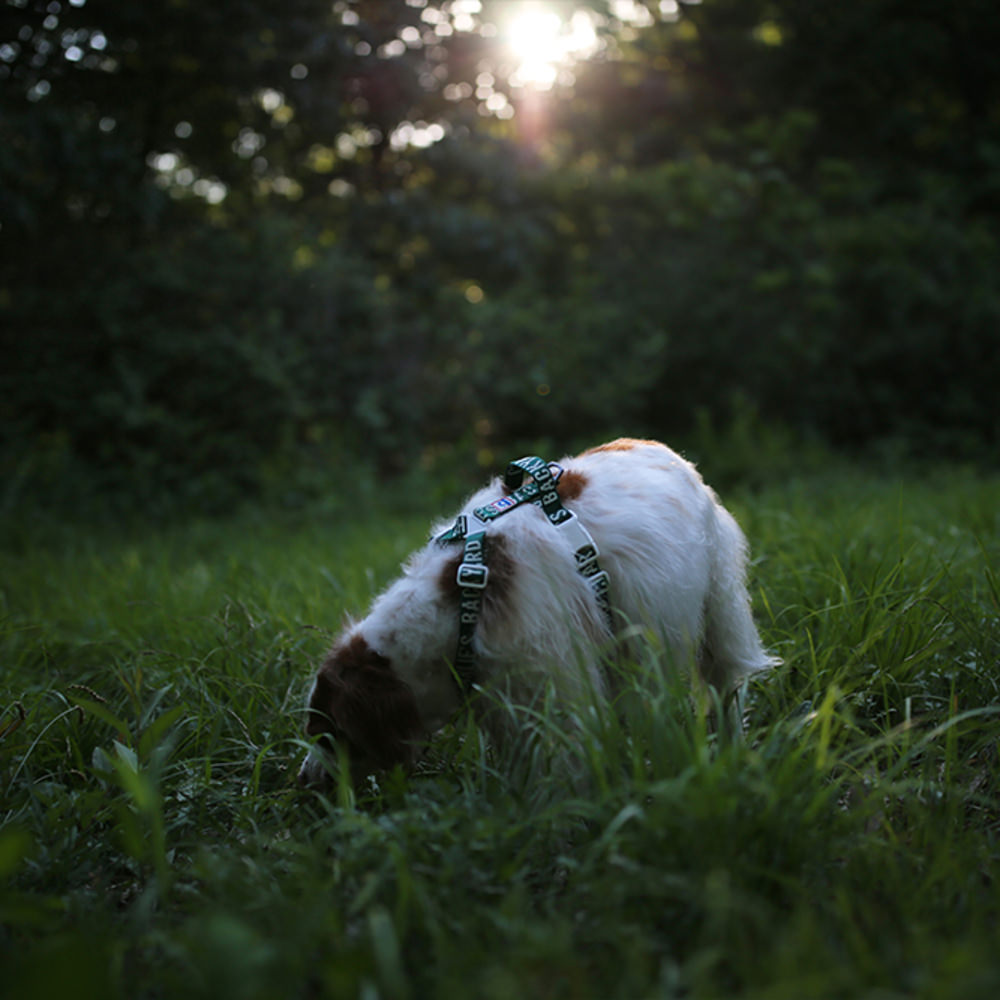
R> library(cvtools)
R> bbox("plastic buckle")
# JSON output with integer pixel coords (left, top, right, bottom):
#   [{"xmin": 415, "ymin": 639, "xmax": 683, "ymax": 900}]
[{"xmin": 456, "ymin": 562, "xmax": 489, "ymax": 589}]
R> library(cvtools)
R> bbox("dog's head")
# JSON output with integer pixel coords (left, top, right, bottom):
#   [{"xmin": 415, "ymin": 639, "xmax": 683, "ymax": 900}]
[
  {"xmin": 298, "ymin": 633, "xmax": 424, "ymax": 790},
  {"xmin": 298, "ymin": 528, "xmax": 520, "ymax": 790}
]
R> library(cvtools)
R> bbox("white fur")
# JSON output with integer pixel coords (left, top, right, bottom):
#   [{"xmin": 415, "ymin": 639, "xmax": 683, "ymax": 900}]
[{"xmin": 299, "ymin": 439, "xmax": 776, "ymax": 784}]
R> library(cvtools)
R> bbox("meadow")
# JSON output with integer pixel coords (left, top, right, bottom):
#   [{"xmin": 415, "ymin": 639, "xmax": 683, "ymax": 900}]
[{"xmin": 2, "ymin": 461, "xmax": 999, "ymax": 999}]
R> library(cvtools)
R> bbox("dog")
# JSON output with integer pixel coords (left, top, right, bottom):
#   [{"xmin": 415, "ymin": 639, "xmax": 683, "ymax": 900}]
[{"xmin": 298, "ymin": 438, "xmax": 777, "ymax": 788}]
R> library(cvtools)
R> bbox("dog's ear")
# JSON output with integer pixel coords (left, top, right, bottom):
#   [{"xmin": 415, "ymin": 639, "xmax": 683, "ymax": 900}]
[
  {"xmin": 305, "ymin": 661, "xmax": 341, "ymax": 740},
  {"xmin": 309, "ymin": 635, "xmax": 422, "ymax": 773}
]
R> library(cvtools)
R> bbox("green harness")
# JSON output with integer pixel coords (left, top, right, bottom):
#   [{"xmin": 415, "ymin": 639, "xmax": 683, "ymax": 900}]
[{"xmin": 434, "ymin": 455, "xmax": 612, "ymax": 692}]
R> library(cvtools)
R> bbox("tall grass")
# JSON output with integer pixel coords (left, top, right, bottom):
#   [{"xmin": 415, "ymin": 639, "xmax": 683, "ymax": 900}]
[{"xmin": 2, "ymin": 465, "xmax": 998, "ymax": 999}]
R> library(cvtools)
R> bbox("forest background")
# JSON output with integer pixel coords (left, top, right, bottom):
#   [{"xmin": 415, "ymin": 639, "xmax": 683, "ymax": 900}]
[{"xmin": 3, "ymin": 0, "xmax": 998, "ymax": 514}]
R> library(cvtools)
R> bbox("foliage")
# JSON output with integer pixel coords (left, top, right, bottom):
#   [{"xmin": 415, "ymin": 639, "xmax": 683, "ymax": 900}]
[
  {"xmin": 2, "ymin": 467, "xmax": 999, "ymax": 997},
  {"xmin": 2, "ymin": 0, "xmax": 999, "ymax": 506}
]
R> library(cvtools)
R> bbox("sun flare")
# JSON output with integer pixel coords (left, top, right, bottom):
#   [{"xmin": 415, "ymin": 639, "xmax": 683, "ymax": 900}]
[
  {"xmin": 504, "ymin": 3, "xmax": 600, "ymax": 89},
  {"xmin": 507, "ymin": 7, "xmax": 561, "ymax": 86}
]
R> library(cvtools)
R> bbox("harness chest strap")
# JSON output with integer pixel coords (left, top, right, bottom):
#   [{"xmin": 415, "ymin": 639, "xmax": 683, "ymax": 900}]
[
  {"xmin": 452, "ymin": 517, "xmax": 488, "ymax": 689},
  {"xmin": 437, "ymin": 457, "xmax": 613, "ymax": 691}
]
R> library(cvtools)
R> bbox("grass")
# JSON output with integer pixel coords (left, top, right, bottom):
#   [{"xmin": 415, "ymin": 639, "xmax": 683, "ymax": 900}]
[{"xmin": 2, "ymin": 463, "xmax": 999, "ymax": 999}]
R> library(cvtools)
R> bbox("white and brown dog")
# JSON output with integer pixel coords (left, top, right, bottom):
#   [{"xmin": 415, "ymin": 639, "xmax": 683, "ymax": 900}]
[{"xmin": 299, "ymin": 438, "xmax": 777, "ymax": 787}]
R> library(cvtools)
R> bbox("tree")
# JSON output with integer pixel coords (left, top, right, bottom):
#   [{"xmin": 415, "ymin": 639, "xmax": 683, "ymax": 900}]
[{"xmin": 3, "ymin": 0, "xmax": 998, "ymax": 508}]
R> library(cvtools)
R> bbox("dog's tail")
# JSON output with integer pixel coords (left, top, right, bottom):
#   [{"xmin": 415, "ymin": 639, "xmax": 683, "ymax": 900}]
[{"xmin": 699, "ymin": 502, "xmax": 779, "ymax": 698}]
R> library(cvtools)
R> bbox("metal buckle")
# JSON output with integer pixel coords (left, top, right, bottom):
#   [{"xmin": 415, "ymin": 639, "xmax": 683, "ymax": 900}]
[{"xmin": 456, "ymin": 562, "xmax": 489, "ymax": 589}]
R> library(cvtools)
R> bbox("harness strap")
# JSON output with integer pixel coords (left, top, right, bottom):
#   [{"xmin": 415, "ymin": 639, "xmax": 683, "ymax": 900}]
[
  {"xmin": 453, "ymin": 519, "xmax": 488, "ymax": 689},
  {"xmin": 436, "ymin": 455, "xmax": 614, "ymax": 692},
  {"xmin": 501, "ymin": 456, "xmax": 573, "ymax": 526}
]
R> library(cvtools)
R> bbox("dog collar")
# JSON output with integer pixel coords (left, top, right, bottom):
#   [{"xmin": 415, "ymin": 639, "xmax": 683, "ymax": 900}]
[{"xmin": 435, "ymin": 455, "xmax": 612, "ymax": 693}]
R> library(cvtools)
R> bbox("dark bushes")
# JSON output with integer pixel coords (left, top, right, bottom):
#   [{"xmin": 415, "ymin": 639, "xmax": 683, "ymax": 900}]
[{"xmin": 4, "ymin": 153, "xmax": 998, "ymax": 511}]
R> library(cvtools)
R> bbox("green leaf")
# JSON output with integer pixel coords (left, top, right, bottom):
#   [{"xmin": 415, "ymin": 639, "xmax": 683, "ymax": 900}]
[{"xmin": 68, "ymin": 695, "xmax": 130, "ymax": 742}]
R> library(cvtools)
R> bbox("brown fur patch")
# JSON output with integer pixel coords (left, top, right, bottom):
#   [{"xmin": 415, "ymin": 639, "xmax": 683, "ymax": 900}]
[
  {"xmin": 556, "ymin": 469, "xmax": 588, "ymax": 502},
  {"xmin": 305, "ymin": 634, "xmax": 422, "ymax": 773},
  {"xmin": 437, "ymin": 551, "xmax": 462, "ymax": 599},
  {"xmin": 338, "ymin": 633, "xmax": 387, "ymax": 675},
  {"xmin": 581, "ymin": 437, "xmax": 664, "ymax": 455}
]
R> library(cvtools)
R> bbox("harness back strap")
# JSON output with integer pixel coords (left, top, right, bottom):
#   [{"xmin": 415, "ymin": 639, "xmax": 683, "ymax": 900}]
[{"xmin": 500, "ymin": 456, "xmax": 573, "ymax": 526}]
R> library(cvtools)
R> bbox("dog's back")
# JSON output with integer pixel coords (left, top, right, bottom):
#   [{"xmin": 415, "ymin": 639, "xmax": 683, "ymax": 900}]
[{"xmin": 560, "ymin": 439, "xmax": 776, "ymax": 695}]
